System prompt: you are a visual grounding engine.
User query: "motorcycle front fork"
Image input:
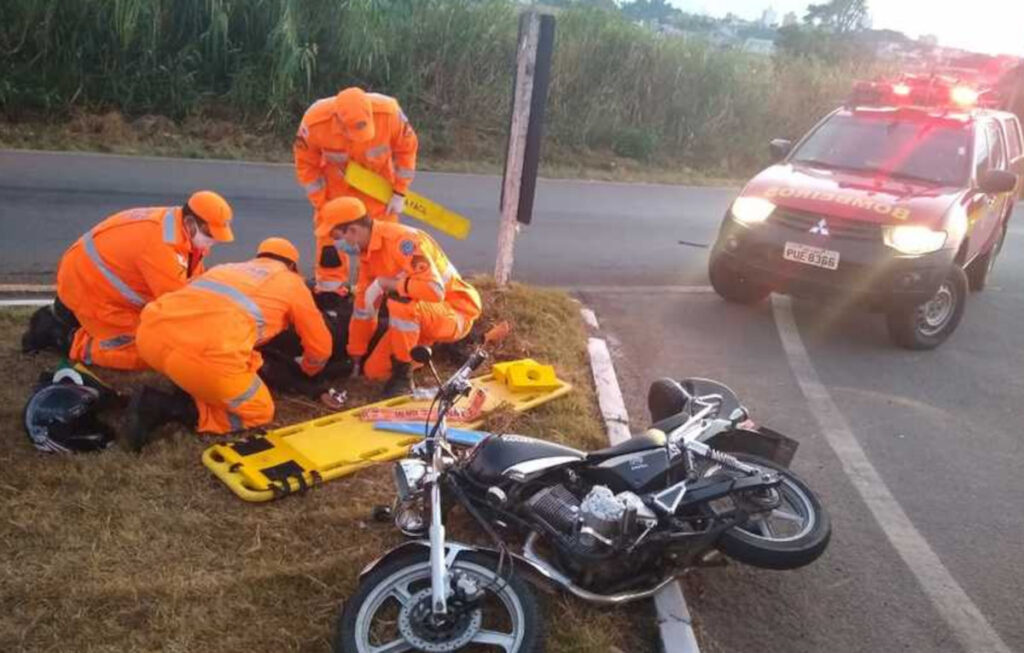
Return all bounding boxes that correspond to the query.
[429,468,449,616]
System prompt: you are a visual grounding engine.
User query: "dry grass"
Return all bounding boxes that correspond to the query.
[0,282,657,652]
[0,113,742,187]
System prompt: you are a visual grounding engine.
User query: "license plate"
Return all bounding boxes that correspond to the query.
[783,242,840,270]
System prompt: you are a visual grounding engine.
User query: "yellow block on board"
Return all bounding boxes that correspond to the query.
[344,162,472,240]
[492,359,561,392]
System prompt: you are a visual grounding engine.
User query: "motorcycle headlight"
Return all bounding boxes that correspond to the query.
[393,459,428,500]
[730,197,776,225]
[883,225,947,255]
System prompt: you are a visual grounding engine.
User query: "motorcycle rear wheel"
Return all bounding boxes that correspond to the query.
[335,549,543,652]
[705,455,831,570]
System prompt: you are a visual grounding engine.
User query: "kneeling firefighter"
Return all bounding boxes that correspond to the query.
[317,197,482,398]
[22,191,235,370]
[130,237,332,451]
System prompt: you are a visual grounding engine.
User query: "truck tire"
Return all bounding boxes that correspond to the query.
[709,255,771,305]
[886,266,967,350]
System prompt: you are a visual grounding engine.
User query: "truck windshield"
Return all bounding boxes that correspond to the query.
[790,113,971,186]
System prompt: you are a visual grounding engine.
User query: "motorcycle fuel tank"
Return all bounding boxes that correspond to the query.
[466,434,584,485]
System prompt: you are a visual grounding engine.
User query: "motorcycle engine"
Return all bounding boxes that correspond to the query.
[527,484,657,551]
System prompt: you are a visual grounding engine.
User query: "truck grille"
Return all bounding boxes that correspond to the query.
[771,208,881,241]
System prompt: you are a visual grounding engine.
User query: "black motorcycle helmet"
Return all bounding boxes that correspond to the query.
[23,382,116,453]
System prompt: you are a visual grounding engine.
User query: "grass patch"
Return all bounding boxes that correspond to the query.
[0,282,657,651]
[0,113,742,187]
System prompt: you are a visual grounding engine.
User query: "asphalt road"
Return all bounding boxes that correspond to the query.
[2,150,1023,652]
[0,150,728,286]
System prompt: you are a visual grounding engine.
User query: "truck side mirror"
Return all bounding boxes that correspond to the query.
[978,169,1017,194]
[769,139,793,161]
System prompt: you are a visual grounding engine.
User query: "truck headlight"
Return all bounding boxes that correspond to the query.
[393,459,428,500]
[883,225,947,255]
[731,197,776,225]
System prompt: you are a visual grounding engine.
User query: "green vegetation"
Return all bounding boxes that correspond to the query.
[2,0,879,176]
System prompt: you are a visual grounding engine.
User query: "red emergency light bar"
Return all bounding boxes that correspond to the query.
[848,74,998,111]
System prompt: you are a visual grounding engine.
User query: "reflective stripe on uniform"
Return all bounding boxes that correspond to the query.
[441,264,459,285]
[316,280,344,292]
[162,209,177,243]
[228,376,263,409]
[428,281,445,300]
[228,412,244,432]
[353,307,376,320]
[324,151,349,164]
[99,334,135,350]
[191,279,267,341]
[396,167,415,180]
[83,336,94,365]
[82,231,147,307]
[304,177,326,195]
[366,144,388,158]
[389,316,420,333]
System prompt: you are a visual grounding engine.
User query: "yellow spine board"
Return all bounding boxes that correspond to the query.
[202,366,572,502]
[344,162,472,240]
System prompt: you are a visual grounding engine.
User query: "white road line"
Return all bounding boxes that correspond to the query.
[771,294,1011,653]
[0,283,56,292]
[572,285,714,294]
[582,310,699,653]
[0,299,52,307]
[580,308,600,330]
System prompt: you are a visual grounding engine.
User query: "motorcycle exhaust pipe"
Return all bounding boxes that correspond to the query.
[519,533,678,605]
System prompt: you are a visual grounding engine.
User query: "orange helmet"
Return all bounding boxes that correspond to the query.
[257,237,300,267]
[335,87,375,143]
[186,191,234,242]
[316,197,368,238]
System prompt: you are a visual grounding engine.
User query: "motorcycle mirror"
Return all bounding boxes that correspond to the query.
[484,321,510,345]
[411,346,433,364]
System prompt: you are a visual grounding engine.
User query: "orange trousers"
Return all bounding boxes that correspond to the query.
[136,326,274,434]
[67,306,147,371]
[364,298,475,380]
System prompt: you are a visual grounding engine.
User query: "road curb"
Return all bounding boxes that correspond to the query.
[581,307,700,653]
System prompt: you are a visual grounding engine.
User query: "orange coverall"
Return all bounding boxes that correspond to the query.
[136,258,332,434]
[56,206,205,370]
[293,93,419,296]
[348,222,482,380]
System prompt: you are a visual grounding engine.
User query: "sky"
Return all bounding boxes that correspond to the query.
[669,0,1024,57]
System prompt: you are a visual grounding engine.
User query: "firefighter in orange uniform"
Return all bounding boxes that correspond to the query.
[293,86,419,301]
[24,191,235,370]
[130,238,332,451]
[315,197,481,398]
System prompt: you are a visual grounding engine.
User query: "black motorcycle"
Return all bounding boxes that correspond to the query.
[335,345,831,652]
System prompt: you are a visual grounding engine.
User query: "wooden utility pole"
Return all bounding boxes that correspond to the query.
[495,12,541,287]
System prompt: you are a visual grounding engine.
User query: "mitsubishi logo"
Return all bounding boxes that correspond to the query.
[809,219,830,236]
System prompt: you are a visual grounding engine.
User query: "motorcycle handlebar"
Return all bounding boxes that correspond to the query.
[438,349,488,401]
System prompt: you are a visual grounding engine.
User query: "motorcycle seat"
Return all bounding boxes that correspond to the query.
[585,429,667,463]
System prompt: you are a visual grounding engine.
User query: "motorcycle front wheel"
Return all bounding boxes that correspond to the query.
[335,549,543,652]
[704,455,831,570]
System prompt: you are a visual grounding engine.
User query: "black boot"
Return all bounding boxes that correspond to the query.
[127,386,198,452]
[21,304,76,354]
[381,358,414,399]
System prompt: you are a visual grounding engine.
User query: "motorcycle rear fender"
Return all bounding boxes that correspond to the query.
[703,427,798,468]
[357,539,559,594]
